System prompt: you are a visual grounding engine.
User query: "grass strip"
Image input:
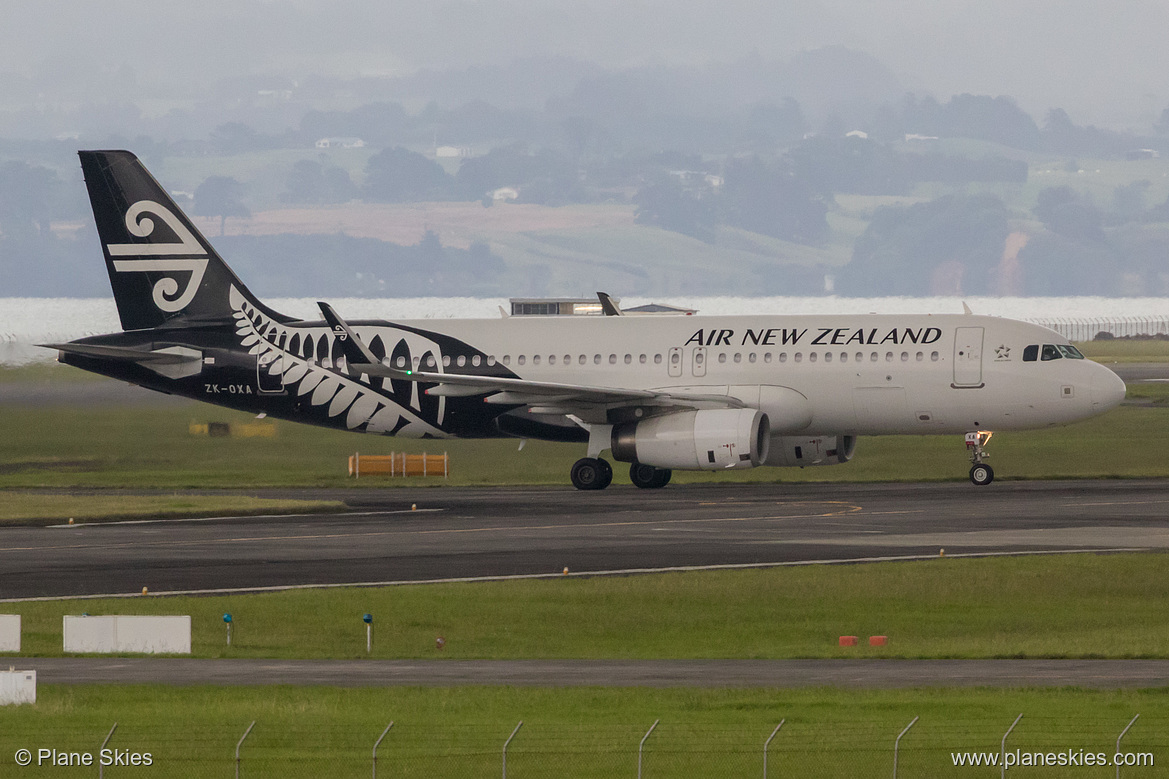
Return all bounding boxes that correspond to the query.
[6,553,1169,660]
[0,403,1166,489]
[1076,338,1169,363]
[0,494,345,525]
[0,685,1166,777]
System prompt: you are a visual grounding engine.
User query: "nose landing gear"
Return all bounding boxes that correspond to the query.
[965,431,994,486]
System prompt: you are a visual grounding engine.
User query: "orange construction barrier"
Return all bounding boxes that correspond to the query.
[348,452,449,478]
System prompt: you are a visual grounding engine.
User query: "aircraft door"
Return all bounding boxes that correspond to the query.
[691,346,707,377]
[257,352,285,394]
[667,346,683,378]
[952,327,984,387]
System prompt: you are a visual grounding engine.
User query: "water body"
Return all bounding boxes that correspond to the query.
[3,296,1167,365]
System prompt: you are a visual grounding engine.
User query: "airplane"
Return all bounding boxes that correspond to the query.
[45,150,1127,490]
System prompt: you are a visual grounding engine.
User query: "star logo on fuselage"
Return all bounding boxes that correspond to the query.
[995,344,1011,360]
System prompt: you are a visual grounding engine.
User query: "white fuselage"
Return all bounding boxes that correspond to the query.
[360,312,1125,437]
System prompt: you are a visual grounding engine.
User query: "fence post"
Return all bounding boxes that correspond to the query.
[1000,713,1022,779]
[638,719,659,779]
[1116,714,1139,779]
[893,716,918,779]
[502,721,522,779]
[372,722,393,779]
[763,720,784,778]
[236,721,255,779]
[98,722,117,779]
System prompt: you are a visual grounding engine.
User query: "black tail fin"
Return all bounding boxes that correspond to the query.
[78,150,288,331]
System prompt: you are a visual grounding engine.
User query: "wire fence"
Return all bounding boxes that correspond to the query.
[1029,317,1169,341]
[4,715,1163,777]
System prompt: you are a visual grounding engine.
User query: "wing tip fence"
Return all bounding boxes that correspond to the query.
[1029,317,1169,342]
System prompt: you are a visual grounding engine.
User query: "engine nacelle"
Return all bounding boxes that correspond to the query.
[764,435,857,467]
[611,409,770,471]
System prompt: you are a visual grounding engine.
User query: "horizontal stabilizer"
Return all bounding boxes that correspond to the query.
[41,342,199,365]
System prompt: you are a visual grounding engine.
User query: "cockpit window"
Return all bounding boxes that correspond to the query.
[1041,344,1061,361]
[1023,345,1038,362]
[1056,344,1085,359]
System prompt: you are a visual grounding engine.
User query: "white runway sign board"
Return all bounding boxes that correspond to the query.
[0,615,19,652]
[63,615,191,654]
[0,670,35,705]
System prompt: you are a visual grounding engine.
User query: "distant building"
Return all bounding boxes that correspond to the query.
[436,145,470,158]
[1126,149,1160,161]
[510,298,605,316]
[490,187,519,201]
[315,137,366,149]
[904,133,939,142]
[623,303,697,316]
[509,298,696,316]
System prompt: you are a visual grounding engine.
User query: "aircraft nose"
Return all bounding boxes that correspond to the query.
[1091,365,1127,411]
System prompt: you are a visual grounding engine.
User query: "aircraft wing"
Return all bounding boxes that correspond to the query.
[317,302,742,411]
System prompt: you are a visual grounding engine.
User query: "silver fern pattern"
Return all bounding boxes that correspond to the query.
[229,286,447,437]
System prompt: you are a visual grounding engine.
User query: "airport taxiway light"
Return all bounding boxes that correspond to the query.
[68,518,74,525]
[562,567,569,576]
[141,587,148,595]
[411,503,417,511]
[223,613,232,623]
[363,613,373,624]
[436,636,446,650]
[939,548,945,557]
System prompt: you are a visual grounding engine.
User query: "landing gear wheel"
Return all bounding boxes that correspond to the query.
[571,457,612,490]
[969,463,994,486]
[596,458,613,489]
[629,463,672,489]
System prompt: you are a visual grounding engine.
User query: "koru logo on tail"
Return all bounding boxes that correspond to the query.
[106,200,209,313]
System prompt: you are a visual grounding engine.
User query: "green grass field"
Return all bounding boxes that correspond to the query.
[1,400,1163,491]
[7,553,1169,661]
[1077,339,1169,363]
[0,494,344,524]
[1,685,1166,778]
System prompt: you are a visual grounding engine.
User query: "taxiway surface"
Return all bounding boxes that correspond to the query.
[3,480,1168,600]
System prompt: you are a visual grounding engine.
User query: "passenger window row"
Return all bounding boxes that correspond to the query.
[387,351,943,369]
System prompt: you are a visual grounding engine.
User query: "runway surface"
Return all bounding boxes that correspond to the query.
[18,657,1169,689]
[3,479,1169,600]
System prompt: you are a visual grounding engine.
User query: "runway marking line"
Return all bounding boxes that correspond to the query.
[0,502,865,555]
[1070,500,1169,508]
[47,508,443,528]
[0,547,1146,603]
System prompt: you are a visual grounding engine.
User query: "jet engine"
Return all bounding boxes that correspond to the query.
[611,408,770,470]
[764,435,857,467]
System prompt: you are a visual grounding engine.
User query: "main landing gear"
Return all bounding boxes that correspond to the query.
[629,462,672,489]
[569,458,673,490]
[964,431,994,486]
[570,457,613,490]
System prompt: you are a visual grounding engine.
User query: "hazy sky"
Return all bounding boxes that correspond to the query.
[2,0,1167,127]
